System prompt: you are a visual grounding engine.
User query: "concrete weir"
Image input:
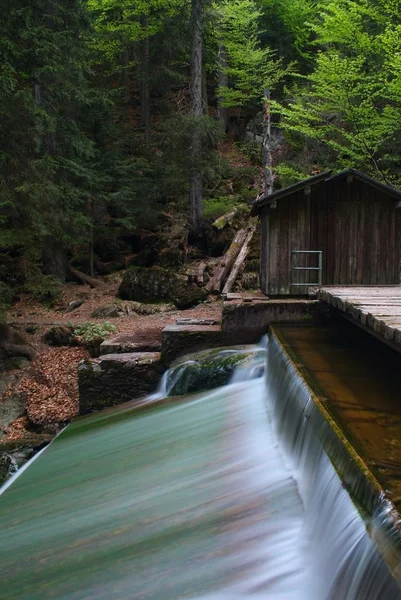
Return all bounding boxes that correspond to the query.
[269,324,401,589]
[78,299,322,413]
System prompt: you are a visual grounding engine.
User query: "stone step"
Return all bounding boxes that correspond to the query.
[175,318,220,326]
[79,351,163,414]
[223,292,270,302]
[100,333,161,356]
[161,325,231,363]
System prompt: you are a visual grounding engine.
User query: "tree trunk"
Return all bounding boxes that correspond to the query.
[217,44,229,133]
[139,16,151,143]
[69,268,101,288]
[189,0,204,234]
[222,225,256,294]
[206,228,248,293]
[42,238,69,281]
[262,89,274,195]
[89,197,95,278]
[122,47,130,106]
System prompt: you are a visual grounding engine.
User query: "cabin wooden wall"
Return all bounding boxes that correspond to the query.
[260,178,401,296]
[260,190,311,295]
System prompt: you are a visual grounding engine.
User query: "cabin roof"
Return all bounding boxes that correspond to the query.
[251,168,401,215]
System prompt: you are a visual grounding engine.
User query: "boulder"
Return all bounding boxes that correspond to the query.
[165,347,265,396]
[44,324,77,346]
[91,303,126,319]
[119,267,208,309]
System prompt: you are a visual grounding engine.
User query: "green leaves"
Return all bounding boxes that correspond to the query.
[276,0,401,186]
[214,0,284,110]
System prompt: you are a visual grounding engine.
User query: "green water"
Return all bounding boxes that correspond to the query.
[0,380,305,600]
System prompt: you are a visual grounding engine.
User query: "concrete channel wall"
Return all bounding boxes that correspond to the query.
[269,326,401,592]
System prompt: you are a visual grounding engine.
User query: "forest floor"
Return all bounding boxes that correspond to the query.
[2,274,222,445]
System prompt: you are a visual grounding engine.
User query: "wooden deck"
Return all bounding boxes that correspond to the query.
[318,286,401,352]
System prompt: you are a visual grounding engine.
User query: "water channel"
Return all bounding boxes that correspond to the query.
[1,323,401,599]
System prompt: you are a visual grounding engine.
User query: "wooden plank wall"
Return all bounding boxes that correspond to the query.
[260,177,401,296]
[265,191,311,295]
[320,180,400,286]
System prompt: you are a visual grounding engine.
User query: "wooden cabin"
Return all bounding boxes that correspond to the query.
[251,169,401,296]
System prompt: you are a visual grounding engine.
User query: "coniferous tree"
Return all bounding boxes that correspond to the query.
[0,0,100,280]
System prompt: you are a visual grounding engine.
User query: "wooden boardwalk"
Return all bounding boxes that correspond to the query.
[318,286,401,352]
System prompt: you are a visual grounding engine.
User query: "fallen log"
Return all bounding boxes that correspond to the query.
[195,261,207,285]
[212,209,237,230]
[222,224,256,295]
[69,268,101,289]
[206,228,248,293]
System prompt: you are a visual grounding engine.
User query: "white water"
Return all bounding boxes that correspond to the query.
[265,334,401,600]
[1,336,400,599]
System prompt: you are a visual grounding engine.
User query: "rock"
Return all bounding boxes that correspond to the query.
[166,347,264,396]
[126,302,173,315]
[0,451,15,485]
[66,300,84,313]
[8,357,30,370]
[161,325,232,363]
[24,324,39,334]
[176,319,220,326]
[100,333,161,355]
[0,325,36,372]
[91,303,125,319]
[0,392,26,435]
[78,352,164,413]
[119,267,208,309]
[91,301,174,319]
[44,324,77,346]
[171,281,208,310]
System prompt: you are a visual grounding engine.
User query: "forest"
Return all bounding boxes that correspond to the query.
[1,0,401,313]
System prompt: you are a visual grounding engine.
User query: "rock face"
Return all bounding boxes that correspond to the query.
[78,352,164,414]
[118,267,208,309]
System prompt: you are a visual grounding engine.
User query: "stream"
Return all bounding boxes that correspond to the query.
[0,334,400,599]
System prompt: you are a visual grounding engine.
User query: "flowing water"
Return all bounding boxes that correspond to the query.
[0,333,400,599]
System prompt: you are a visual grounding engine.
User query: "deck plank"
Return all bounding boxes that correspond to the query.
[318,286,401,352]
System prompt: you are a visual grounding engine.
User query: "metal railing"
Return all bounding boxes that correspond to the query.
[291,250,323,288]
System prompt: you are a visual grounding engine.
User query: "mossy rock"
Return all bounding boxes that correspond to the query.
[166,347,265,396]
[119,266,207,309]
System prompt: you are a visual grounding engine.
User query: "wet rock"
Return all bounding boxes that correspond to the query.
[166,347,264,396]
[0,451,14,484]
[119,267,208,309]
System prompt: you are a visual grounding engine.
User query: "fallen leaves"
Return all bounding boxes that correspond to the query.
[5,347,89,431]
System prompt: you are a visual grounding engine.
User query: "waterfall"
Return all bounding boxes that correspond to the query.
[1,334,400,599]
[265,332,401,600]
